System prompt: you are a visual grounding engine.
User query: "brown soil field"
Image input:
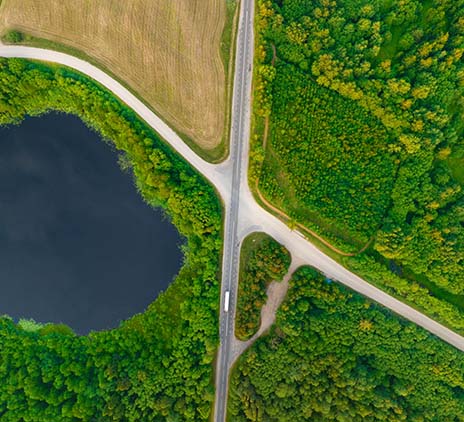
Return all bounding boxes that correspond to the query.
[0,0,228,152]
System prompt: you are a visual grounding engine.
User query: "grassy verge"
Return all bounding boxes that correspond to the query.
[235,232,290,341]
[217,0,239,162]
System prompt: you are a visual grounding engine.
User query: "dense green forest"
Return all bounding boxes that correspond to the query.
[251,0,464,317]
[229,267,464,421]
[235,233,290,340]
[0,58,222,421]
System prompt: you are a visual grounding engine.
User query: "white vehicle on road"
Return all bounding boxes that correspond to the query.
[224,291,230,313]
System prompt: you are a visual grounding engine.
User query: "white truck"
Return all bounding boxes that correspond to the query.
[224,291,230,313]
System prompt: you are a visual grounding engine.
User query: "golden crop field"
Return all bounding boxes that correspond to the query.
[0,0,228,153]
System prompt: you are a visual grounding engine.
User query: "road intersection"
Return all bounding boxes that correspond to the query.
[1,4,464,420]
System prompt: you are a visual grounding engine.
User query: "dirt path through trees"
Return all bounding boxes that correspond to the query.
[231,259,302,364]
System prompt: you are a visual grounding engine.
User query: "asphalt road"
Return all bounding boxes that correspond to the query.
[1,7,464,420]
[213,1,254,421]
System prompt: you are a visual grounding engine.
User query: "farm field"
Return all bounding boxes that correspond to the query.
[251,0,464,328]
[0,0,234,160]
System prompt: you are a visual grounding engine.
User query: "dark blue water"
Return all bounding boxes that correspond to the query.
[0,113,183,334]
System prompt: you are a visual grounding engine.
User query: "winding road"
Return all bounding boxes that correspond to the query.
[1,2,464,420]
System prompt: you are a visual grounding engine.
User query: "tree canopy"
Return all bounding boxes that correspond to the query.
[251,0,464,326]
[229,267,464,421]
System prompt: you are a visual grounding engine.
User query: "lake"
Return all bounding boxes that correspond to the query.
[0,113,183,335]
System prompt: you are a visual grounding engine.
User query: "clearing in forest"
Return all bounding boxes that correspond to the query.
[0,0,230,155]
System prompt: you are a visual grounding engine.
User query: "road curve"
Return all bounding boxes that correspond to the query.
[1,10,464,421]
[0,44,232,203]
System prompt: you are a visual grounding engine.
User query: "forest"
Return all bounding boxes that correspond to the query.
[251,0,464,320]
[229,267,464,421]
[235,233,290,340]
[0,58,223,421]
